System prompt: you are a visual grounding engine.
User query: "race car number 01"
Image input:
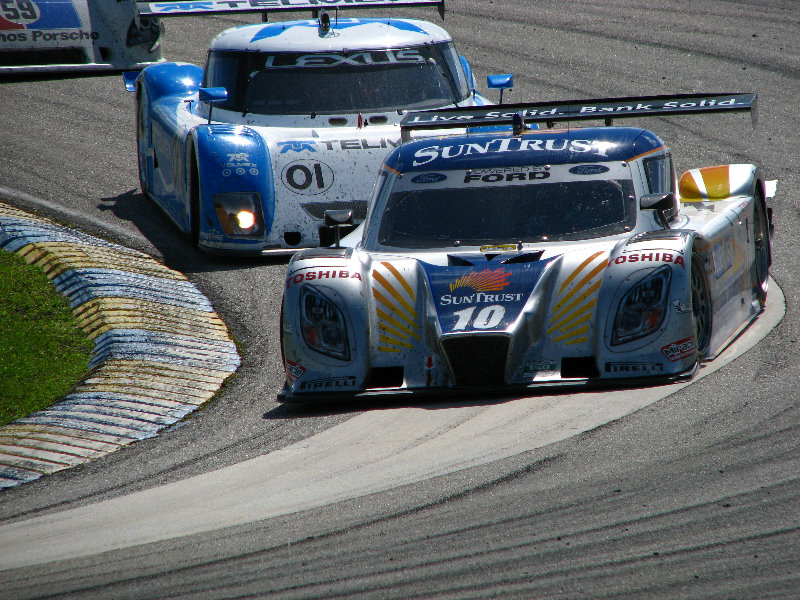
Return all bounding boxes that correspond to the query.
[452,305,506,330]
[1,0,39,23]
[282,160,334,195]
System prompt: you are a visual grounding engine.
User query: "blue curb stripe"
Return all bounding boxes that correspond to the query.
[54,269,214,312]
[55,397,196,420]
[0,467,42,484]
[63,391,200,411]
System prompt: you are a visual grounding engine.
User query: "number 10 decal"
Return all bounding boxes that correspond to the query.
[452,305,506,330]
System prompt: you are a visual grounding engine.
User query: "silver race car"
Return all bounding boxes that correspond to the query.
[279,93,774,400]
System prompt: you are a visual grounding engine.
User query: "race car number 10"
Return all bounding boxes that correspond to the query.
[452,305,506,330]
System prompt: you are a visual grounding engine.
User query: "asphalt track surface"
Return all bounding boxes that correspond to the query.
[0,1,798,597]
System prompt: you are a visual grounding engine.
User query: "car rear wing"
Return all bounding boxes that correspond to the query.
[400,92,757,141]
[136,0,445,19]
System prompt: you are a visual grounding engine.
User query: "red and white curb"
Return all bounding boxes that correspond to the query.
[0,202,240,488]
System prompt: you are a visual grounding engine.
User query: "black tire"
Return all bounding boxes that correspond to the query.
[751,191,770,309]
[189,150,201,249]
[691,250,712,358]
[135,88,149,195]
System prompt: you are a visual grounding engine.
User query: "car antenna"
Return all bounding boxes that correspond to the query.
[512,112,528,136]
[319,10,331,32]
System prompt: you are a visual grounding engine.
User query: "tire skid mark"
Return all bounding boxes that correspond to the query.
[0,202,240,488]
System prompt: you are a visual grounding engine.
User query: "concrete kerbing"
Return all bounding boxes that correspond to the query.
[0,202,241,489]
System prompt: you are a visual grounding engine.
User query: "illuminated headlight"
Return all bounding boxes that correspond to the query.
[300,286,350,361]
[612,266,671,345]
[213,192,265,238]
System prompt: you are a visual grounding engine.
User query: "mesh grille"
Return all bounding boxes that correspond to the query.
[440,335,510,387]
[301,201,367,221]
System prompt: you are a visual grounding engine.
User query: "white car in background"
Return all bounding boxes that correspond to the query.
[123,0,513,254]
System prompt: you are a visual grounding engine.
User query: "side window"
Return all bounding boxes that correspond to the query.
[643,153,676,195]
[643,152,678,221]
[438,42,471,101]
[203,53,241,110]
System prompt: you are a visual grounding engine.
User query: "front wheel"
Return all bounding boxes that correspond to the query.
[189,151,201,249]
[691,251,712,358]
[135,89,150,196]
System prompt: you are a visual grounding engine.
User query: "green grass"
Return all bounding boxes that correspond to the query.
[0,250,93,426]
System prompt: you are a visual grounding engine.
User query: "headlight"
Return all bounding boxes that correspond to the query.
[300,286,350,361]
[213,192,265,238]
[612,266,671,345]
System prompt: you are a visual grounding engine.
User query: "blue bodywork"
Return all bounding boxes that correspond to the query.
[126,17,509,255]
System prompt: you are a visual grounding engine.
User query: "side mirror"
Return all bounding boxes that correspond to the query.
[198,87,228,124]
[487,73,514,104]
[324,209,354,248]
[640,192,675,211]
[640,192,676,229]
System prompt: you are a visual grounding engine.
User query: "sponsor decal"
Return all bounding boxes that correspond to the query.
[440,292,522,306]
[450,267,511,293]
[279,138,400,153]
[222,152,259,177]
[287,269,362,286]
[612,252,684,267]
[299,376,357,391]
[411,172,447,184]
[605,362,664,374]
[263,49,424,69]
[570,164,610,175]
[372,262,421,352]
[0,0,101,44]
[278,140,317,153]
[285,359,306,383]
[403,95,752,129]
[524,360,557,373]
[464,167,550,183]
[661,336,696,362]
[281,160,334,194]
[441,268,516,307]
[413,138,615,167]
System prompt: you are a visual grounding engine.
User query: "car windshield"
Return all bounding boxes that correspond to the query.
[204,42,469,115]
[374,178,637,248]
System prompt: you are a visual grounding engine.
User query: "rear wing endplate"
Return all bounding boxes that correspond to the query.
[401,92,757,141]
[136,0,445,19]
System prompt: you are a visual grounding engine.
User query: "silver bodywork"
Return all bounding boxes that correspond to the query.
[279,124,774,400]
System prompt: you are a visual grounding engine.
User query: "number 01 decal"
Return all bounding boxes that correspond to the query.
[281,160,334,195]
[452,305,506,330]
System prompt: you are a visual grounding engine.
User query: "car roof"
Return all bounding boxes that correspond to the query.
[209,17,451,53]
[385,127,666,172]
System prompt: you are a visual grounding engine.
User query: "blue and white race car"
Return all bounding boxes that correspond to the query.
[0,0,163,73]
[278,93,775,400]
[123,0,511,255]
